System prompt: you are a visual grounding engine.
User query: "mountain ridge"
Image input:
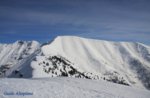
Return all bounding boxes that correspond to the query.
[36,36,150,90]
[0,36,150,90]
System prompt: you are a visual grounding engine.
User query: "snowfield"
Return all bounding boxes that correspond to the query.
[0,40,40,78]
[0,77,150,98]
[0,40,40,66]
[33,36,150,89]
[1,36,150,98]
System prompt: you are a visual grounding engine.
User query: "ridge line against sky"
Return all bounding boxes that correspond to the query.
[0,0,150,45]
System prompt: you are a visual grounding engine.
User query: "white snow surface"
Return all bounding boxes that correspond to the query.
[0,77,150,98]
[0,41,40,77]
[42,36,150,74]
[36,36,150,89]
[1,36,150,90]
[0,40,40,66]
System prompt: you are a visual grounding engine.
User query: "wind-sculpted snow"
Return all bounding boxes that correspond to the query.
[0,78,150,98]
[1,36,150,90]
[40,36,150,89]
[0,41,40,77]
[129,58,150,90]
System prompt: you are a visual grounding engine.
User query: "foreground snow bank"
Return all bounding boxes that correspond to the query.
[0,77,149,98]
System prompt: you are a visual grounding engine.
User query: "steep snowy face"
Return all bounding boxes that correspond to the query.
[0,41,40,77]
[2,36,150,90]
[36,36,150,89]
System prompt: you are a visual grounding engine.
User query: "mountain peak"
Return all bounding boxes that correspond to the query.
[1,35,150,90]
[40,35,150,89]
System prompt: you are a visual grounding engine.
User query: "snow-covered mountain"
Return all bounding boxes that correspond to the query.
[0,41,40,77]
[32,36,150,89]
[1,36,150,90]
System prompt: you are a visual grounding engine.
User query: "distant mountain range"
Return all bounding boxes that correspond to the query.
[0,36,150,90]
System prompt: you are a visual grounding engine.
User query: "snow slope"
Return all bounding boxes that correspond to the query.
[1,36,150,90]
[42,36,150,74]
[0,41,40,77]
[0,77,150,98]
[32,36,150,89]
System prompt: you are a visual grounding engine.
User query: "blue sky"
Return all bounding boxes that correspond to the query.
[0,0,150,44]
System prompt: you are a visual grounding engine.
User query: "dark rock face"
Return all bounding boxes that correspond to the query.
[0,64,11,77]
[12,70,23,78]
[38,55,99,79]
[129,58,150,90]
[37,55,129,86]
